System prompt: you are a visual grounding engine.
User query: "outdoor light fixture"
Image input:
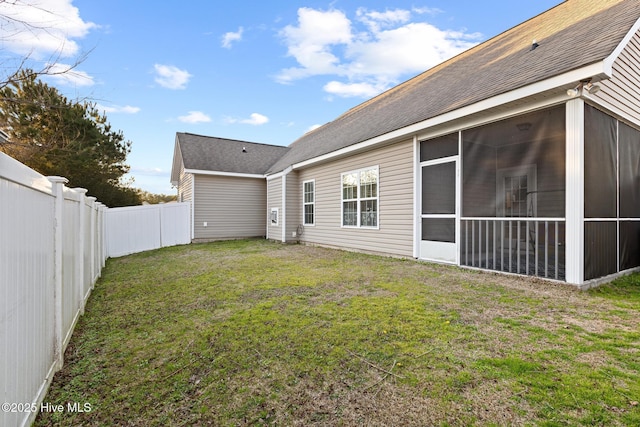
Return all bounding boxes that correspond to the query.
[567,79,601,97]
[566,84,581,97]
[584,82,601,94]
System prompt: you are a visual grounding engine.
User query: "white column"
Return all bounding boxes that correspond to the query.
[87,196,97,286]
[73,188,88,314]
[47,176,68,370]
[565,98,585,285]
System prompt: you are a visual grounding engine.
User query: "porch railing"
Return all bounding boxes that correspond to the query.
[460,218,566,281]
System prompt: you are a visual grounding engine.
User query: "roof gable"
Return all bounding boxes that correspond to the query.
[175,133,289,176]
[267,0,640,173]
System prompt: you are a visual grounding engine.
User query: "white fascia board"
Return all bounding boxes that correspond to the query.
[603,16,640,76]
[170,138,182,184]
[266,166,293,181]
[184,169,265,179]
[290,62,609,172]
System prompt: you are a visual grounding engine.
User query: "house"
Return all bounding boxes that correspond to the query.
[171,0,640,288]
[170,133,289,241]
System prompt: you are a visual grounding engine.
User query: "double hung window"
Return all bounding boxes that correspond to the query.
[341,166,378,228]
[303,180,315,225]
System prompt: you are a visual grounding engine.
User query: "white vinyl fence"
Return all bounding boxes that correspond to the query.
[106,202,190,258]
[0,152,106,427]
[0,152,190,427]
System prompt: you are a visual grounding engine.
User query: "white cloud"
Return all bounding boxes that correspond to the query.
[323,80,386,98]
[130,167,168,177]
[43,63,95,86]
[277,7,481,98]
[276,8,352,83]
[224,113,269,126]
[0,0,96,59]
[356,8,411,33]
[221,27,243,48]
[96,103,141,114]
[306,124,322,133]
[178,111,211,123]
[154,64,192,89]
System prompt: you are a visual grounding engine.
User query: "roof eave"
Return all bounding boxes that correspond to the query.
[603,15,640,76]
[286,61,610,172]
[170,135,183,185]
[184,168,266,179]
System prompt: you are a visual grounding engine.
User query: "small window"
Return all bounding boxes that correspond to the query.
[270,208,279,226]
[341,166,378,228]
[303,180,315,225]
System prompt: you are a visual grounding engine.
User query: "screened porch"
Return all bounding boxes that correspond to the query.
[459,105,567,280]
[420,105,567,280]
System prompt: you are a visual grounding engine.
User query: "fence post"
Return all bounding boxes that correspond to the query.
[74,188,88,314]
[48,176,68,371]
[87,196,97,287]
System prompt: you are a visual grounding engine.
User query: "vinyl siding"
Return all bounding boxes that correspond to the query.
[267,177,282,241]
[594,29,640,123]
[178,164,192,203]
[193,174,266,240]
[296,139,414,257]
[285,172,300,241]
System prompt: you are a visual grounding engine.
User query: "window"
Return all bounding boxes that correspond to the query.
[303,180,315,225]
[341,166,378,228]
[270,208,278,226]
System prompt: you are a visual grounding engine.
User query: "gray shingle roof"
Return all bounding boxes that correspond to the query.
[176,133,289,175]
[266,0,640,174]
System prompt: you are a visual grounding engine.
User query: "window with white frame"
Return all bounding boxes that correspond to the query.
[270,207,279,226]
[303,180,315,225]
[341,166,378,228]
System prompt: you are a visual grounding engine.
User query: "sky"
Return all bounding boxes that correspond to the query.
[0,0,563,195]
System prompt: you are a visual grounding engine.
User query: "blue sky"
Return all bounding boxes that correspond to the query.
[0,0,561,194]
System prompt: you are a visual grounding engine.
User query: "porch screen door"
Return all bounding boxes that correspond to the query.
[420,158,458,263]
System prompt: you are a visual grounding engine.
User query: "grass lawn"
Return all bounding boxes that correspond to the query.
[35,240,640,426]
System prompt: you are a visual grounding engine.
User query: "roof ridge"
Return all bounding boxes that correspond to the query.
[178,132,289,149]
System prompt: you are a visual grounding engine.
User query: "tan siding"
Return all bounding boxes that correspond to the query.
[594,30,640,122]
[285,172,300,241]
[297,139,414,257]
[178,165,192,202]
[267,177,282,240]
[193,175,266,240]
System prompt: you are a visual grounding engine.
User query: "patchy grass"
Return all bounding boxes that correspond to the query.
[35,240,640,426]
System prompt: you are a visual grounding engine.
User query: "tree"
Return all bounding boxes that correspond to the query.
[138,191,177,205]
[0,0,93,90]
[0,70,141,207]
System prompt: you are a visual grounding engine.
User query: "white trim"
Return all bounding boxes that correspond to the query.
[462,217,565,222]
[340,165,380,229]
[418,157,459,263]
[603,16,640,76]
[565,98,585,285]
[281,172,287,242]
[270,207,279,227]
[302,179,316,226]
[456,131,462,266]
[289,64,608,172]
[413,136,420,258]
[190,174,195,240]
[184,168,265,179]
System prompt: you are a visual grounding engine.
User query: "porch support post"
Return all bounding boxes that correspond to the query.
[565,98,585,285]
[413,135,420,258]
